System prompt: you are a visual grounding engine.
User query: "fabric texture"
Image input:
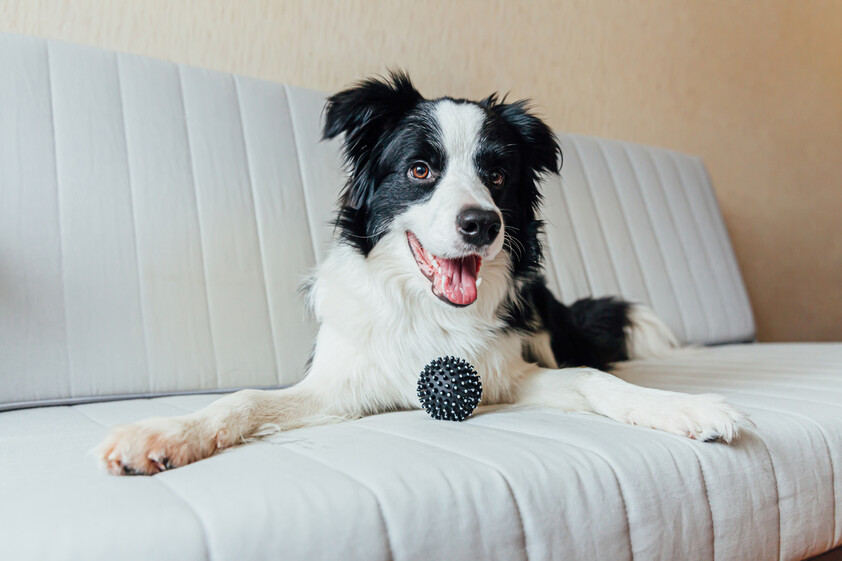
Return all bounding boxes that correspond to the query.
[0,32,753,409]
[0,343,839,561]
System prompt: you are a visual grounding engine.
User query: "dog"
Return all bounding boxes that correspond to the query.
[98,72,745,475]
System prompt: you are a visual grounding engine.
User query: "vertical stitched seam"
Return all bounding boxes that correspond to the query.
[540,229,566,300]
[44,41,74,399]
[621,144,691,341]
[469,422,636,560]
[668,152,735,333]
[542,175,570,302]
[597,141,655,306]
[233,76,282,386]
[282,85,322,265]
[693,161,746,297]
[749,400,836,552]
[645,149,713,340]
[355,424,531,561]
[555,143,594,296]
[153,477,214,561]
[786,418,836,550]
[115,53,153,393]
[566,449,634,560]
[567,137,623,294]
[758,434,783,561]
[281,446,395,561]
[691,160,756,338]
[537,174,566,301]
[177,65,221,389]
[683,446,716,561]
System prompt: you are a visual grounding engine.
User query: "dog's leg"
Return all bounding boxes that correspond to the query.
[97,386,342,475]
[515,366,746,442]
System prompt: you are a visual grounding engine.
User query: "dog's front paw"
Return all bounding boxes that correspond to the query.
[624,393,747,443]
[96,417,214,475]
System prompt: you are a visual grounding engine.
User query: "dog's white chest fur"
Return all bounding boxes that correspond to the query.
[304,235,529,414]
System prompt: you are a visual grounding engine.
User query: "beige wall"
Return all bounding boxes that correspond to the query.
[3,0,841,342]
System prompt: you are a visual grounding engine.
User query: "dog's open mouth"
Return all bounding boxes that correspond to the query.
[406,232,481,307]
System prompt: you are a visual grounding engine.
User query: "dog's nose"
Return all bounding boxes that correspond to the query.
[457,208,502,247]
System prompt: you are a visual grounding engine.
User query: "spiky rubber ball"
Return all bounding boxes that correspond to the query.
[417,356,482,421]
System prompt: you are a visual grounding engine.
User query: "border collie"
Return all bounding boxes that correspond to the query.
[98,73,745,475]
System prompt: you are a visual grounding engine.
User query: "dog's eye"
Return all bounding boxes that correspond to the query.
[409,163,430,180]
[488,170,505,186]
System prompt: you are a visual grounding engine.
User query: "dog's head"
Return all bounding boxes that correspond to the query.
[323,72,560,307]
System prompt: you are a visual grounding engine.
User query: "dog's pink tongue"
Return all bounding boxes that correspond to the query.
[436,256,480,306]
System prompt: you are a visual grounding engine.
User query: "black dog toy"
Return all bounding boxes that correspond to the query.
[417,356,482,421]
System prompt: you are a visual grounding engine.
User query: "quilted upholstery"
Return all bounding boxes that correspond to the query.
[0,32,753,409]
[1,343,840,561]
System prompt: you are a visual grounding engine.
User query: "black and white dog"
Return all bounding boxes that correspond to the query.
[99,73,744,475]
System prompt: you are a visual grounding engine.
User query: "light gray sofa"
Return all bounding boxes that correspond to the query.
[1,32,840,561]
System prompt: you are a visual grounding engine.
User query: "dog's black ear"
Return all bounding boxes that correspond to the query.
[486,97,562,178]
[323,71,423,209]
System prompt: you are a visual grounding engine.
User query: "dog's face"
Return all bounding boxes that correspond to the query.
[323,72,560,307]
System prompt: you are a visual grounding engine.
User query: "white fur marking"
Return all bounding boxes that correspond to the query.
[399,101,504,260]
[625,304,680,360]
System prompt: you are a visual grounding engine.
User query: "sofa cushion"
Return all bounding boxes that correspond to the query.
[1,343,838,561]
[1,32,754,409]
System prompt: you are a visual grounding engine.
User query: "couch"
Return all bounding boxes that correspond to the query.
[1,32,840,561]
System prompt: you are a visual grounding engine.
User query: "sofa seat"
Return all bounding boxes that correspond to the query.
[1,342,839,561]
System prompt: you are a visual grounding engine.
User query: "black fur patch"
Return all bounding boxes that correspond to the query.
[323,72,435,254]
[526,282,632,371]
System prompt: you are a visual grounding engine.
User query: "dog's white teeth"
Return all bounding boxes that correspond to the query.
[476,277,483,288]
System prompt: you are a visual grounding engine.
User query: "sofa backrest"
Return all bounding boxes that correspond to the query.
[544,134,755,346]
[0,33,754,410]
